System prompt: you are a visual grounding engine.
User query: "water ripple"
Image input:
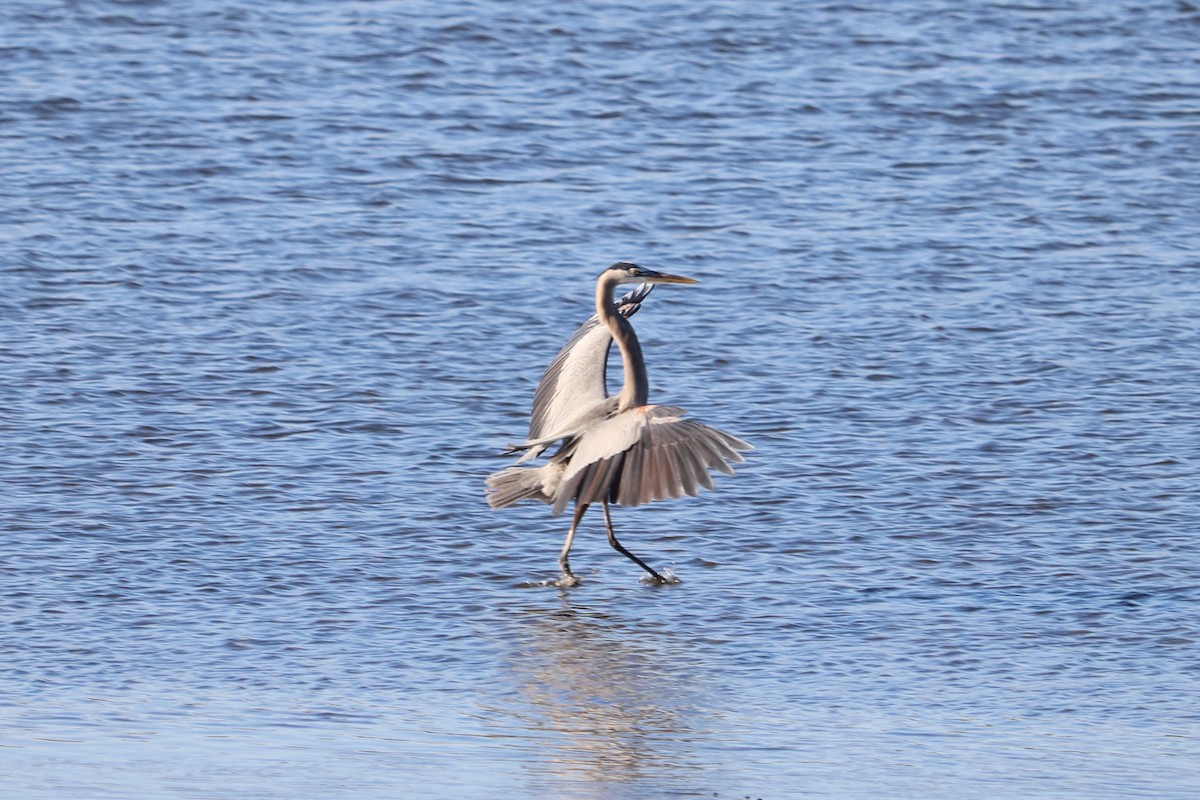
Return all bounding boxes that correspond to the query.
[3,0,1200,798]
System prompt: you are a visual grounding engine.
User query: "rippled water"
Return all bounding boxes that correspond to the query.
[3,1,1199,798]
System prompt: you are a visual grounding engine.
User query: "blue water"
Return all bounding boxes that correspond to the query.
[3,1,1199,798]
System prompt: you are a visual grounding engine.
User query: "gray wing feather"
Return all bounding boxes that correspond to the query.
[552,405,752,515]
[527,284,653,444]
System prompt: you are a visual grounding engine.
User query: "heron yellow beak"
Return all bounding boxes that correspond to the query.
[645,270,699,285]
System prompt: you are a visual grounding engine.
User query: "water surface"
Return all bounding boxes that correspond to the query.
[3,1,1199,798]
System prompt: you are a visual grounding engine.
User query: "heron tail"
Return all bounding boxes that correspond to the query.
[485,465,558,509]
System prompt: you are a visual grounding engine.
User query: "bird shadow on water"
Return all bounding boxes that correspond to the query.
[473,595,720,795]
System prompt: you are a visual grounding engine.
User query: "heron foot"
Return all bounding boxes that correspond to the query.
[554,572,581,588]
[639,567,681,586]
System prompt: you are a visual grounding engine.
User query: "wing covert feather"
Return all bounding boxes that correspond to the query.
[552,405,752,514]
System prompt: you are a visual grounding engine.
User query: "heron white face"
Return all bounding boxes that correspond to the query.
[607,262,699,285]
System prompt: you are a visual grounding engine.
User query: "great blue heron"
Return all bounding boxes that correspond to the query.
[486,262,751,586]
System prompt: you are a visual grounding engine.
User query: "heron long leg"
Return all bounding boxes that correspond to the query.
[557,502,589,586]
[602,501,667,584]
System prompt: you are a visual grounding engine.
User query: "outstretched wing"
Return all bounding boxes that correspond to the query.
[526,283,653,444]
[551,405,752,515]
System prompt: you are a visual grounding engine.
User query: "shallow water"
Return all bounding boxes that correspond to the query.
[3,1,1199,798]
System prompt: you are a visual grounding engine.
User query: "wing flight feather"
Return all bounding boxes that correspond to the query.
[527,284,653,445]
[551,405,752,515]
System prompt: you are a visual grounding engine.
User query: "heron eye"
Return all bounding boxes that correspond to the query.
[629,268,640,276]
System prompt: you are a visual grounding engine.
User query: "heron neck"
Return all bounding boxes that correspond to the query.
[596,275,649,411]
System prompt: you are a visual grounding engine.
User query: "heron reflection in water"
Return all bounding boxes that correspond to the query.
[489,602,711,788]
[486,262,751,585]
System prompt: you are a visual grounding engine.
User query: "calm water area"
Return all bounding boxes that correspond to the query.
[3,1,1199,798]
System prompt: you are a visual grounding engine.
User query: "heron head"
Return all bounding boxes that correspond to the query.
[604,261,699,285]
